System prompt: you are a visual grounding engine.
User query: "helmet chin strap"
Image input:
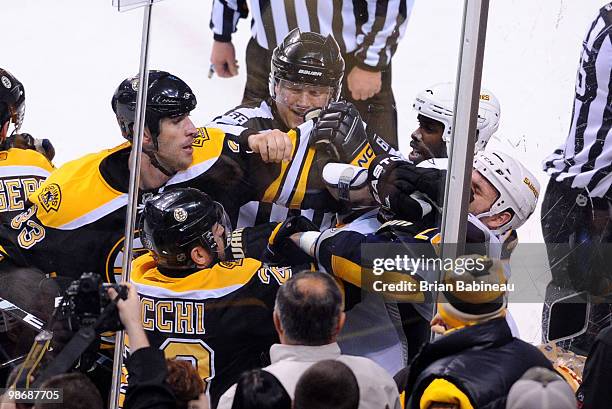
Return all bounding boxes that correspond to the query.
[143,147,177,177]
[139,130,178,177]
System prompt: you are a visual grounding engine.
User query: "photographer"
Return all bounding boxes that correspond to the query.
[108,284,176,409]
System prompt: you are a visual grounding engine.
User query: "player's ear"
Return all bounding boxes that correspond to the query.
[190,245,212,267]
[490,211,512,230]
[142,127,154,146]
[272,309,284,337]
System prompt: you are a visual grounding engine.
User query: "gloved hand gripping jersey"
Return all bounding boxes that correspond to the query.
[368,154,446,221]
[263,216,320,265]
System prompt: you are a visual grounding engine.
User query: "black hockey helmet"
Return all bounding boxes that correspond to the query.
[141,188,232,270]
[269,29,345,102]
[111,70,196,146]
[0,68,26,138]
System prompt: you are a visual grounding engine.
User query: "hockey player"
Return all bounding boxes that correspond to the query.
[279,150,540,362]
[129,188,304,408]
[212,29,372,230]
[0,70,256,283]
[409,82,501,165]
[0,68,55,221]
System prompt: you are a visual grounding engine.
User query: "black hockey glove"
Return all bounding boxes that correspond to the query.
[6,133,55,161]
[309,101,369,164]
[262,216,319,265]
[369,154,446,221]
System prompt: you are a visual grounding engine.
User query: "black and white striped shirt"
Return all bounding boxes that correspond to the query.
[544,3,612,198]
[209,0,413,70]
[210,100,337,230]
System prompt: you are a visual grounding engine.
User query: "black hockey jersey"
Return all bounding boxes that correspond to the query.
[129,255,293,408]
[0,148,54,222]
[212,99,377,229]
[0,128,254,282]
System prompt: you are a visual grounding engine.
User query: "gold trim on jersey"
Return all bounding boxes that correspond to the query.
[26,129,229,229]
[331,254,363,287]
[349,142,375,168]
[29,143,131,229]
[262,130,299,203]
[288,146,316,208]
[331,255,424,302]
[131,254,264,296]
[0,148,54,173]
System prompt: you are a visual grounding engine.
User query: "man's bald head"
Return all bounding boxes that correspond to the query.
[274,271,344,346]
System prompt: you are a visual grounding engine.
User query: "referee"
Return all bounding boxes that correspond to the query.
[541,3,612,354]
[208,0,414,149]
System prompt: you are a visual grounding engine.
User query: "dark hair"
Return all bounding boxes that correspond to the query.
[165,359,204,409]
[231,369,290,409]
[35,373,103,409]
[294,360,359,409]
[275,271,343,345]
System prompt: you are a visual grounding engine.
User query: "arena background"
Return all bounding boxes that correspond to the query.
[3,0,604,343]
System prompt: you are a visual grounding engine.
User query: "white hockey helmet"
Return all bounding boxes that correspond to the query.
[472,150,540,235]
[413,82,501,153]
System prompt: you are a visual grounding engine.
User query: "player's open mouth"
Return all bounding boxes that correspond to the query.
[183,145,193,154]
[409,140,426,162]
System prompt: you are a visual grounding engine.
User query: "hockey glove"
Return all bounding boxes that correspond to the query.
[369,154,446,221]
[6,133,55,161]
[263,216,319,265]
[309,101,369,164]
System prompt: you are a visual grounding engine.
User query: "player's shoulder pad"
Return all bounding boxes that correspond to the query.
[29,143,131,229]
[204,258,264,288]
[0,148,55,173]
[164,127,232,187]
[135,257,264,294]
[191,126,230,160]
[131,252,157,282]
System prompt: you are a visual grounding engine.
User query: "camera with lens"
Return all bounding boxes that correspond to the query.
[12,273,128,389]
[58,272,128,333]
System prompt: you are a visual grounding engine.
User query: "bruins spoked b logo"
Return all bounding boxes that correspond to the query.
[38,183,62,212]
[174,207,188,222]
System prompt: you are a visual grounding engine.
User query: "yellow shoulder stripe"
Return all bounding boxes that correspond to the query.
[131,254,264,292]
[419,378,474,409]
[288,146,316,208]
[30,143,130,229]
[331,255,362,288]
[0,148,54,172]
[262,129,298,203]
[330,255,424,302]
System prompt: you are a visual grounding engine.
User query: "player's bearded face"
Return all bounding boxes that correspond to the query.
[275,80,331,128]
[468,170,499,217]
[155,115,197,172]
